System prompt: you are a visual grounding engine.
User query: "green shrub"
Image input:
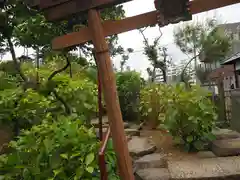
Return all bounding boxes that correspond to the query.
[0,116,119,180]
[0,88,51,130]
[0,61,98,129]
[116,71,142,121]
[140,83,217,151]
[50,74,98,122]
[139,83,171,125]
[162,84,217,151]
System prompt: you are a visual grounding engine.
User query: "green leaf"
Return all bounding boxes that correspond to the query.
[60,154,68,160]
[148,108,152,113]
[84,103,92,109]
[173,137,182,144]
[85,153,95,166]
[71,152,81,159]
[53,168,62,177]
[206,133,216,141]
[86,166,94,173]
[75,166,84,179]
[186,136,193,143]
[193,141,204,150]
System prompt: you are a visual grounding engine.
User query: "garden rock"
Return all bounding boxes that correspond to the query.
[212,128,240,140]
[168,156,240,179]
[212,138,240,157]
[128,136,157,157]
[135,168,170,180]
[125,129,140,136]
[129,123,141,130]
[196,151,216,158]
[123,122,130,128]
[134,153,167,170]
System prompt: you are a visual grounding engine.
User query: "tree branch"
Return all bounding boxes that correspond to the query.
[6,36,27,82]
[181,52,201,82]
[48,54,70,81]
[139,29,149,46]
[52,89,71,115]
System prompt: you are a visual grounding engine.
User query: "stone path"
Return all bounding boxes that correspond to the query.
[135,168,170,180]
[211,128,240,157]
[212,128,240,140]
[212,138,240,157]
[92,116,141,138]
[128,136,157,157]
[134,153,166,170]
[92,118,240,180]
[168,156,240,180]
[131,128,240,180]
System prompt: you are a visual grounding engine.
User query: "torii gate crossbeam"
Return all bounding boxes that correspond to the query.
[52,0,240,50]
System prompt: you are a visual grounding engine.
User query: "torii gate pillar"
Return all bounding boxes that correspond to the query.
[88,9,134,180]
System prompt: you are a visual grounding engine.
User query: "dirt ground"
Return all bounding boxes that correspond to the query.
[140,130,202,161]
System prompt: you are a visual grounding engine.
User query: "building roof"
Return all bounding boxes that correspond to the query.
[222,52,240,65]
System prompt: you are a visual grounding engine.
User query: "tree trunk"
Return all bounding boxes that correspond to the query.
[151,66,156,82]
[7,36,27,82]
[217,78,227,125]
[36,47,40,83]
[162,69,167,83]
[69,62,73,78]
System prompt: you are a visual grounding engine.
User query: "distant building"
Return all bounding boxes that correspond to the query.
[166,60,196,84]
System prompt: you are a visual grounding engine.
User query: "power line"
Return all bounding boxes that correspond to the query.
[119,43,177,54]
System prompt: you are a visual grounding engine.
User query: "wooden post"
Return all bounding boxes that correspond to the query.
[88,9,134,180]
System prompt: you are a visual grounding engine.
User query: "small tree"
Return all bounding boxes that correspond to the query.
[120,48,134,72]
[174,19,232,83]
[139,28,170,83]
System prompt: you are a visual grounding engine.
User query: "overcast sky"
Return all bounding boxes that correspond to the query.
[112,0,240,78]
[2,0,240,78]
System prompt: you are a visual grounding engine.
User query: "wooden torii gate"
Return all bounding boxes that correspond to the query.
[26,0,240,179]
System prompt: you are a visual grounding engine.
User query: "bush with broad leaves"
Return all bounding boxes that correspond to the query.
[162,84,217,151]
[140,83,217,151]
[0,116,119,180]
[116,71,142,122]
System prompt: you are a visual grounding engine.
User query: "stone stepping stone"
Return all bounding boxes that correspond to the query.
[168,156,240,180]
[212,138,240,157]
[135,168,170,180]
[128,136,157,157]
[212,128,240,140]
[196,151,216,158]
[125,129,140,136]
[95,128,139,138]
[92,121,130,129]
[123,122,130,129]
[134,153,167,170]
